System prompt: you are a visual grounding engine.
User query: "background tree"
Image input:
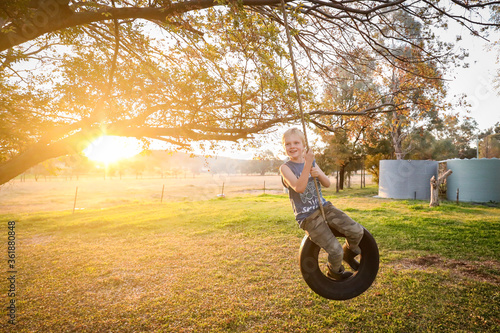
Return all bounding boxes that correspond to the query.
[439,117,479,159]
[478,122,500,158]
[312,53,381,189]
[364,139,392,184]
[317,130,366,190]
[376,10,450,160]
[312,9,458,178]
[404,129,457,160]
[29,159,59,181]
[250,150,282,175]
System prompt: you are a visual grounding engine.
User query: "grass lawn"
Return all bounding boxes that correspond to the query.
[1,186,499,332]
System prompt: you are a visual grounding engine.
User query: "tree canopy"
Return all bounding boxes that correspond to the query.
[1,0,499,185]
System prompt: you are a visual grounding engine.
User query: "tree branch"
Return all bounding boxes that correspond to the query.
[308,103,397,116]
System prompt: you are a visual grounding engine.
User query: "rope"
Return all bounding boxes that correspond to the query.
[280,0,326,222]
[280,0,308,148]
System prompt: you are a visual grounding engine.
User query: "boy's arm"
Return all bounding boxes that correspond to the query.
[311,164,331,188]
[280,161,313,193]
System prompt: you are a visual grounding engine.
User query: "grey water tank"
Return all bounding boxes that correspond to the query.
[378,160,438,200]
[445,158,500,203]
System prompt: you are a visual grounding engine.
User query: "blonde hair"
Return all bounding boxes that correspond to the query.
[282,128,306,147]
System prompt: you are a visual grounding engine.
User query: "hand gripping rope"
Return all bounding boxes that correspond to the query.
[280,0,379,300]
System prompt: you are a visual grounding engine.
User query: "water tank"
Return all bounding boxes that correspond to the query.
[378,160,438,200]
[445,158,500,203]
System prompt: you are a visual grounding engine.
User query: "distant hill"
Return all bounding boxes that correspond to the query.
[24,150,284,179]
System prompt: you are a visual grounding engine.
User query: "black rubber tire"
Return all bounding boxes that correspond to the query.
[299,227,379,300]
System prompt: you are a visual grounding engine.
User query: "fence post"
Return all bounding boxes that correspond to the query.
[336,167,339,193]
[360,168,363,189]
[72,186,78,213]
[161,184,165,203]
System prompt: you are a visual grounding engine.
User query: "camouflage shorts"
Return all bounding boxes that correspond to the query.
[300,202,364,269]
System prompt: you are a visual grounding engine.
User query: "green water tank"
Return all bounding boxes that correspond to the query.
[445,158,500,203]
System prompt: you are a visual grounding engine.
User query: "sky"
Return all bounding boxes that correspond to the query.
[444,26,500,132]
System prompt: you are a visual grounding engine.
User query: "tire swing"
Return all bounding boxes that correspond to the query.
[280,0,380,300]
[299,227,379,300]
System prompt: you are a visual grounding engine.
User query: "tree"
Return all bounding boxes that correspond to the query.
[249,150,281,175]
[440,117,479,159]
[312,52,383,189]
[478,122,500,158]
[29,159,59,181]
[60,154,94,179]
[404,130,457,160]
[0,2,302,184]
[1,0,499,185]
[376,10,451,160]
[364,139,392,184]
[317,129,365,190]
[310,10,453,171]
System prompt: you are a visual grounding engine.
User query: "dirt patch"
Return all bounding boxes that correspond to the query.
[396,255,500,284]
[410,255,442,267]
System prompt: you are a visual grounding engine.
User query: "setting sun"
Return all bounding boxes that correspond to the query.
[84,136,143,164]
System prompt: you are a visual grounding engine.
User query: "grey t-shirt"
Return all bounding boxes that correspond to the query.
[282,160,327,223]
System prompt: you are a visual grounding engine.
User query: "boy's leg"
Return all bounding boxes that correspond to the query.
[301,212,343,271]
[323,204,364,254]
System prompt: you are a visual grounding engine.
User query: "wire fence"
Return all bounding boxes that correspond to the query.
[1,173,373,214]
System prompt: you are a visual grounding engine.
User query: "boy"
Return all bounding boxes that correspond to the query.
[280,128,364,280]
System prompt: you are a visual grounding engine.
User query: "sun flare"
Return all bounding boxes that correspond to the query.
[84,136,143,164]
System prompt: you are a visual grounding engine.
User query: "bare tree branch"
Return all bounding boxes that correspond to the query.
[309,103,399,116]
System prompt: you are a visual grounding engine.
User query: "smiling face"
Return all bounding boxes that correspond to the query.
[283,133,306,162]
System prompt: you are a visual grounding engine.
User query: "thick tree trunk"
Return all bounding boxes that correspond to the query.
[0,141,73,185]
[429,169,453,207]
[338,165,345,190]
[392,126,406,160]
[0,128,100,186]
[0,0,221,52]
